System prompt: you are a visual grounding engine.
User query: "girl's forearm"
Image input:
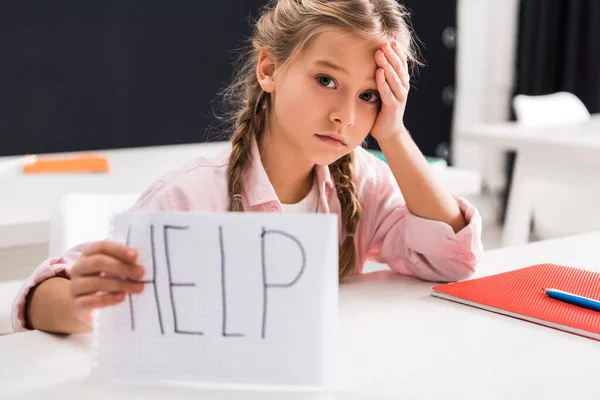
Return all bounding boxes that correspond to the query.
[27,277,90,334]
[377,130,467,233]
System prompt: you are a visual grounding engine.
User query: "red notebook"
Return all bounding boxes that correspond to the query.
[431,263,600,341]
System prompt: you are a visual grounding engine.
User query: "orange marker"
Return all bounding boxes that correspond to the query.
[22,153,109,174]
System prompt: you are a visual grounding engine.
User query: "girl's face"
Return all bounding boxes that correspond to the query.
[261,28,382,166]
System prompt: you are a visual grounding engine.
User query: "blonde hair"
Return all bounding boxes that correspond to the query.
[219,0,418,279]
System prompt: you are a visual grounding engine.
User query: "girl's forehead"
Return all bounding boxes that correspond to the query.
[293,29,381,74]
[305,29,381,59]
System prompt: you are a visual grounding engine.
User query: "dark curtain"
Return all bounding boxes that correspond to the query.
[502,0,600,220]
[515,0,600,109]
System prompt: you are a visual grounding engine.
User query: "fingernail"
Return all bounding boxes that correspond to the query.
[127,249,137,259]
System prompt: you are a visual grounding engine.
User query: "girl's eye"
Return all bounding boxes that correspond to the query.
[317,75,336,88]
[317,75,380,104]
[359,92,380,103]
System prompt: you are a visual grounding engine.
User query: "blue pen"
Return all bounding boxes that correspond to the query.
[544,288,600,312]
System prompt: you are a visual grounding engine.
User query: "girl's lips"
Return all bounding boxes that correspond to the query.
[315,132,348,147]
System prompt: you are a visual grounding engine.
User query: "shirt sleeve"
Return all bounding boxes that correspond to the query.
[11,181,173,333]
[364,159,483,282]
[11,244,86,333]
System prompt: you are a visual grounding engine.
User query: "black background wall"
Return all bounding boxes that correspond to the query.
[0,1,266,156]
[1,1,456,159]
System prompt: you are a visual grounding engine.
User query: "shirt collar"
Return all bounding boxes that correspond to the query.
[243,135,336,207]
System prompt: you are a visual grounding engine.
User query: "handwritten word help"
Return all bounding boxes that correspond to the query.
[126,224,309,339]
[93,212,338,388]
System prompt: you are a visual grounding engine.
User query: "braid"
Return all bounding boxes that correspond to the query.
[329,151,362,278]
[227,79,268,212]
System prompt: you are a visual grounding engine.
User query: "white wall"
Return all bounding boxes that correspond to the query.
[452,0,521,193]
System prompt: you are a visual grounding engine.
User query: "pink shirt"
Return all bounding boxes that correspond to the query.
[12,138,483,332]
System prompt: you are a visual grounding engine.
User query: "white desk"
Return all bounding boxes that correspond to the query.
[461,115,600,246]
[0,144,481,250]
[0,142,230,250]
[2,231,600,399]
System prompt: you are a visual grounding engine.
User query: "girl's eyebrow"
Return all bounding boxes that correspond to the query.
[314,59,349,75]
[313,59,376,86]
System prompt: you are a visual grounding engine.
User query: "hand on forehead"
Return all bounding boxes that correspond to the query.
[299,28,405,83]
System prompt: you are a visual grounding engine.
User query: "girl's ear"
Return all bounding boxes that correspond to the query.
[256,48,277,93]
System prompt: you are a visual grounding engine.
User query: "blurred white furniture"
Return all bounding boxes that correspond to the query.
[0,142,481,251]
[433,166,481,197]
[461,108,600,247]
[0,193,139,335]
[48,193,140,256]
[0,280,24,335]
[452,0,520,194]
[513,92,591,127]
[3,230,600,399]
[512,92,600,241]
[0,141,231,250]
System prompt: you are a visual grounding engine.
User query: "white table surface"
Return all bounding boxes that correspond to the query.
[0,142,230,249]
[461,114,600,153]
[0,143,481,250]
[2,231,600,399]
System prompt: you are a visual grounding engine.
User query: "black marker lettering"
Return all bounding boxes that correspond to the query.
[261,228,306,339]
[219,226,244,337]
[164,225,203,335]
[127,224,164,334]
[150,224,165,335]
[125,226,135,331]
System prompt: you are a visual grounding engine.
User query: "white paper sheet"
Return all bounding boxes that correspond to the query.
[92,211,339,389]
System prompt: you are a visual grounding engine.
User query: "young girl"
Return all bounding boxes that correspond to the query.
[13,0,482,334]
